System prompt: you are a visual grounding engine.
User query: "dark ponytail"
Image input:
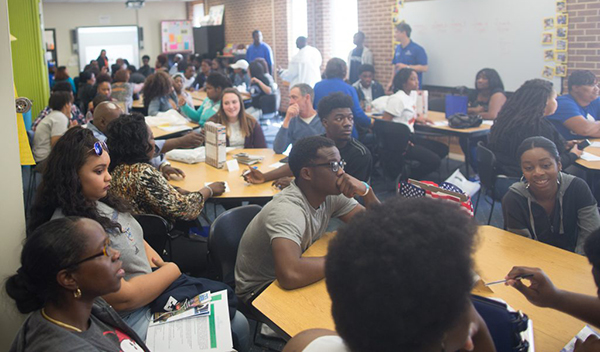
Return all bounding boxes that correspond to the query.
[6,217,88,313]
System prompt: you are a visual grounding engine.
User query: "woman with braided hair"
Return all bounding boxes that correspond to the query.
[488,79,582,197]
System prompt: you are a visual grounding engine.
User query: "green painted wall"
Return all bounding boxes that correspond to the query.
[8,0,49,121]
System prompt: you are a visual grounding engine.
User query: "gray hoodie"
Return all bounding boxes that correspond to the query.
[502,172,600,254]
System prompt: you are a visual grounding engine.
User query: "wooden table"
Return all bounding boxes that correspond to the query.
[150,122,199,140]
[252,226,596,351]
[576,138,600,171]
[168,148,285,201]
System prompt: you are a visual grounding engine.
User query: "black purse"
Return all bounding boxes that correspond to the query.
[448,113,483,129]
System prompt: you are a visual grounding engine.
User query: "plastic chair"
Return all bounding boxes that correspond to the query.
[133,214,173,260]
[372,119,411,182]
[258,94,278,125]
[208,204,262,288]
[475,141,501,224]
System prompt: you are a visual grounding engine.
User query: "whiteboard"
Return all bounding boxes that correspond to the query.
[77,26,140,71]
[399,0,561,92]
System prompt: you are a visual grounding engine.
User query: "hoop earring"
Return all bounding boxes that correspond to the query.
[520,175,530,189]
[73,288,82,298]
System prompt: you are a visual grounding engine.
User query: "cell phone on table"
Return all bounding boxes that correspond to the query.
[578,139,591,150]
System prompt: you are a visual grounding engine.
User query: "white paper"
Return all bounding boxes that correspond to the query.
[482,120,494,125]
[146,290,233,352]
[433,120,449,126]
[269,162,285,169]
[159,125,193,133]
[146,110,190,126]
[205,182,230,193]
[589,142,600,148]
[226,159,239,172]
[561,326,600,352]
[166,147,205,164]
[581,151,600,162]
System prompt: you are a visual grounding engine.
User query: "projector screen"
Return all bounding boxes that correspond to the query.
[77,26,140,71]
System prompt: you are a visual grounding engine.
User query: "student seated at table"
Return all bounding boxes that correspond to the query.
[467,68,507,120]
[33,82,86,131]
[229,59,251,89]
[273,83,325,154]
[546,70,600,140]
[28,127,247,345]
[244,92,372,188]
[143,71,179,116]
[283,197,495,352]
[235,136,380,303]
[383,67,449,180]
[205,88,267,149]
[489,79,581,197]
[246,60,275,119]
[111,69,143,112]
[106,113,225,223]
[181,72,232,126]
[32,91,74,167]
[502,137,600,255]
[192,59,212,91]
[172,73,194,110]
[182,64,196,89]
[313,58,371,139]
[505,228,600,348]
[7,217,150,351]
[352,64,385,111]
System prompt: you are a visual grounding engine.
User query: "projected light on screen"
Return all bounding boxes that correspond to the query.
[77,26,140,70]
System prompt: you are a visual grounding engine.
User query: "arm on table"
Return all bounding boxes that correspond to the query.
[563,116,600,138]
[243,164,293,184]
[272,237,325,290]
[506,266,600,329]
[479,92,507,120]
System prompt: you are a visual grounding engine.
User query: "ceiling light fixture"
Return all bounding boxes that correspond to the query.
[125,0,145,9]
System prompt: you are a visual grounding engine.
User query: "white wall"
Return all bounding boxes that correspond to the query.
[0,0,27,350]
[42,1,188,74]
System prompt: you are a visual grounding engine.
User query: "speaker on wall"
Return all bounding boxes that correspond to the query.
[71,29,78,54]
[138,27,144,49]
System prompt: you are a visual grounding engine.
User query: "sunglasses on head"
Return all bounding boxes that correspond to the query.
[90,141,109,156]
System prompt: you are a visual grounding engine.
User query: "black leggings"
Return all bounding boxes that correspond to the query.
[405,137,449,180]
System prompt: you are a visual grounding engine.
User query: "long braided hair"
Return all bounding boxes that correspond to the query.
[488,79,554,145]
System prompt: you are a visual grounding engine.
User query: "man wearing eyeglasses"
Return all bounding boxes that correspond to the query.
[547,70,600,140]
[244,92,372,189]
[235,135,380,304]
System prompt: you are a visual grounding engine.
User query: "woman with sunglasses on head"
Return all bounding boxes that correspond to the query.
[106,113,225,223]
[502,136,600,254]
[7,217,149,351]
[28,127,249,348]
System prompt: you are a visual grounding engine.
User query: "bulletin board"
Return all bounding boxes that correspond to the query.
[161,21,194,54]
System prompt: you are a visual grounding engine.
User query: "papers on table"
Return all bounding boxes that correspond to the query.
[146,110,190,126]
[481,120,494,126]
[158,125,193,133]
[146,290,233,352]
[269,162,285,169]
[589,141,600,148]
[166,147,206,164]
[205,181,231,193]
[433,120,449,126]
[581,151,600,162]
[562,326,600,352]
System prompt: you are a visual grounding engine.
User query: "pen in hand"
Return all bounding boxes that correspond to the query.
[485,273,534,286]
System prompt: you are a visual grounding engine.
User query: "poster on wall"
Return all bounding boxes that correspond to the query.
[161,21,194,53]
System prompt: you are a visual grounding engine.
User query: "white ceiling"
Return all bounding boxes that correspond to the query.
[42,0,193,3]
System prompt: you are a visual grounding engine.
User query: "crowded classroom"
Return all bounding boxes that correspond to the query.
[5,0,600,351]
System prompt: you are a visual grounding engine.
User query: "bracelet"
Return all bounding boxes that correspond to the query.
[360,182,370,197]
[202,186,214,198]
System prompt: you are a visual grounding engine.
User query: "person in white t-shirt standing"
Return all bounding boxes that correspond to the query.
[279,37,323,88]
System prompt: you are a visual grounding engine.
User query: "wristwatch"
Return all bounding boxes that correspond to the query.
[159,161,171,171]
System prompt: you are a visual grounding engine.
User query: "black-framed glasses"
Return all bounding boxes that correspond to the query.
[90,141,109,156]
[308,160,346,173]
[62,238,111,269]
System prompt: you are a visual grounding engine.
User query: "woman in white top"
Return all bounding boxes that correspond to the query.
[382,68,449,180]
[32,91,74,165]
[205,88,267,149]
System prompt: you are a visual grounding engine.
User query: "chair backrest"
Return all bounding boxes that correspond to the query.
[476,141,498,189]
[208,204,262,288]
[373,119,411,179]
[259,94,277,114]
[133,214,173,259]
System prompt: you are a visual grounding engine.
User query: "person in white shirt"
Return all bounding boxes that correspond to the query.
[182,64,196,89]
[32,91,73,165]
[168,53,183,75]
[279,37,323,88]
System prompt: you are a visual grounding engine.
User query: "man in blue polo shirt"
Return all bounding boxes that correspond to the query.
[387,22,428,92]
[246,30,274,74]
[547,70,600,140]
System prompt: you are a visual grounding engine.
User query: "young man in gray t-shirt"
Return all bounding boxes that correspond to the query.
[235,136,380,303]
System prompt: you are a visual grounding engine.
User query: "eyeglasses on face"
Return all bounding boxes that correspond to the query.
[89,141,109,156]
[308,160,346,173]
[62,237,111,269]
